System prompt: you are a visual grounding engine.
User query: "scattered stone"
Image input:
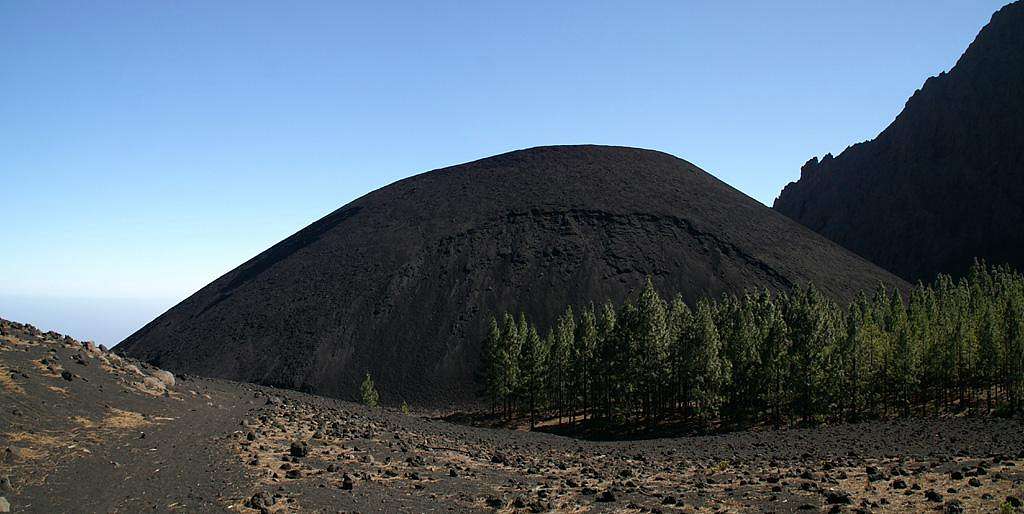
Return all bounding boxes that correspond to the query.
[944,499,965,514]
[485,496,504,509]
[596,490,616,502]
[289,441,308,458]
[2,448,25,464]
[925,490,944,503]
[967,477,981,487]
[824,490,852,505]
[60,370,73,381]
[342,473,354,490]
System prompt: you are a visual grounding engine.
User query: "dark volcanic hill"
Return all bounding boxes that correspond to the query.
[118,145,904,406]
[774,1,1024,282]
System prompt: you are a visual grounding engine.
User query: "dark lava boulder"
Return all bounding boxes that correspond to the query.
[774,1,1024,282]
[118,145,903,406]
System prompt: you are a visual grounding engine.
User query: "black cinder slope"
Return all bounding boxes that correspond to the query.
[118,145,905,405]
[775,1,1024,281]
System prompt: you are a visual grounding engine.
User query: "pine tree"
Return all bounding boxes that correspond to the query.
[757,291,790,426]
[482,316,503,413]
[595,300,618,420]
[574,304,599,422]
[886,289,918,416]
[519,323,548,427]
[634,278,668,424]
[667,294,694,415]
[360,372,380,408]
[548,306,575,424]
[977,299,1003,411]
[478,260,1024,427]
[692,299,728,420]
[721,293,761,425]
[785,284,841,423]
[499,313,522,419]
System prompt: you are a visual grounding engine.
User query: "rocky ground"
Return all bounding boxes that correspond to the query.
[2,318,1024,513]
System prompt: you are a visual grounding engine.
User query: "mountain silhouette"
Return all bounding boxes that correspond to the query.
[775,1,1024,281]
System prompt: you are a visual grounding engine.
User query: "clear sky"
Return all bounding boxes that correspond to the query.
[0,1,1008,346]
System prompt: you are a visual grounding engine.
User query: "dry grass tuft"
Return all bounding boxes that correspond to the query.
[102,408,150,429]
[4,431,62,460]
[0,366,24,394]
[47,385,69,395]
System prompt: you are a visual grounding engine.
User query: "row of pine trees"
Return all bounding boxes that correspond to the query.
[481,262,1024,429]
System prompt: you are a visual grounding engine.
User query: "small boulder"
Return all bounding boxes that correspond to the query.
[0,496,9,513]
[151,370,175,388]
[596,490,616,502]
[289,441,308,458]
[824,490,852,505]
[944,500,965,514]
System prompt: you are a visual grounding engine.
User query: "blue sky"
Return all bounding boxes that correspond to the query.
[0,1,1008,345]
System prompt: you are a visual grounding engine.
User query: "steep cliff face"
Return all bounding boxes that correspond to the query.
[774,1,1024,281]
[118,145,904,406]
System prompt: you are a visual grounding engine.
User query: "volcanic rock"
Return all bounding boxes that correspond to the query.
[774,1,1024,281]
[118,145,904,404]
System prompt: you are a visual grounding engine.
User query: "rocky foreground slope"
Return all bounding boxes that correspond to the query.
[774,1,1024,282]
[117,145,905,406]
[4,318,1024,513]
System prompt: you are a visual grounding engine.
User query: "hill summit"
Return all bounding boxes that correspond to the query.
[774,1,1024,281]
[118,145,904,405]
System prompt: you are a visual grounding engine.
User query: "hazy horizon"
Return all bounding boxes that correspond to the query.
[1,1,1009,344]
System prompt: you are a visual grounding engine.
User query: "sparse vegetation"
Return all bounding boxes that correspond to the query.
[483,262,1024,428]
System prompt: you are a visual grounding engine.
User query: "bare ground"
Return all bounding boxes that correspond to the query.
[2,319,1023,513]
